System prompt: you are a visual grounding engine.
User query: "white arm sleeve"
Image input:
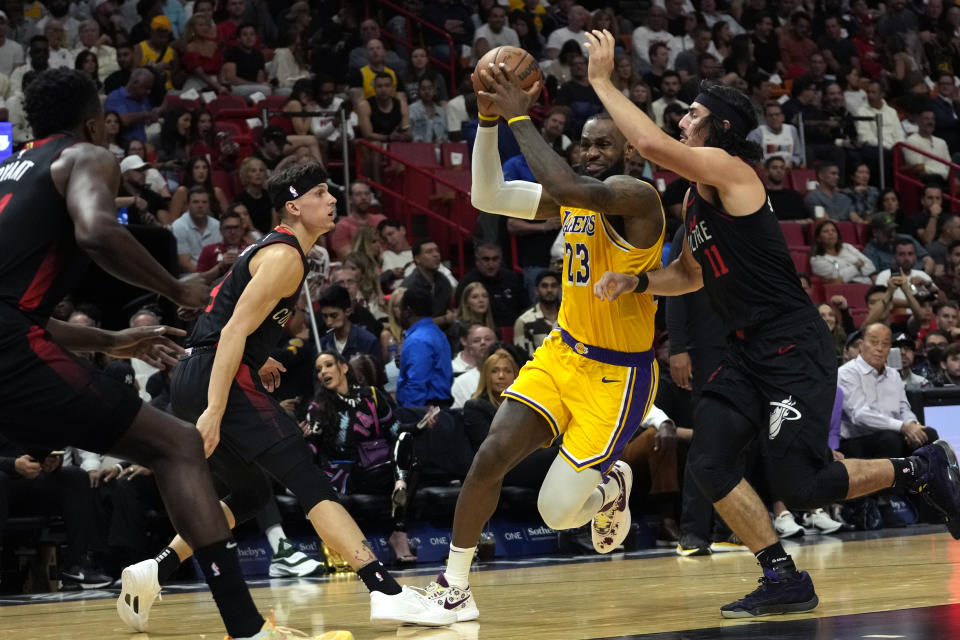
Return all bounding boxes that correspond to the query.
[470,124,543,220]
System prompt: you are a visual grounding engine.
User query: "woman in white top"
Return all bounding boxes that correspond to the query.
[809,219,876,284]
[270,28,311,92]
[842,66,867,114]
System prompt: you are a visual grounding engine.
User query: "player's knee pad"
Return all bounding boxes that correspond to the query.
[772,461,849,510]
[537,459,602,530]
[688,398,756,503]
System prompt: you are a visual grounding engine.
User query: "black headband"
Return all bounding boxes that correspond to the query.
[270,169,326,210]
[694,91,750,138]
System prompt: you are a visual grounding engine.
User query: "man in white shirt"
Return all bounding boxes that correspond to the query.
[631,6,680,68]
[544,4,590,59]
[451,324,496,408]
[0,11,25,77]
[747,102,804,167]
[44,19,74,68]
[72,19,118,82]
[838,323,938,458]
[651,70,688,128]
[903,109,951,179]
[473,5,519,53]
[855,79,906,151]
[874,239,938,310]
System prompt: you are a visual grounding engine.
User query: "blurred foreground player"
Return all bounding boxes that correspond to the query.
[117,162,455,632]
[585,29,960,618]
[0,68,288,639]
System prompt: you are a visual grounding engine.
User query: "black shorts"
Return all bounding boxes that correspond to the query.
[170,349,301,461]
[0,311,142,453]
[702,311,836,461]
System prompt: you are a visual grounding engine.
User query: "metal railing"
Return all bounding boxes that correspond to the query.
[892,141,960,210]
[796,112,886,189]
[354,139,472,274]
[365,0,458,100]
[262,106,352,193]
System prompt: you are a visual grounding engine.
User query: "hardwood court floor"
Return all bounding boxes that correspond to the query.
[1,526,958,640]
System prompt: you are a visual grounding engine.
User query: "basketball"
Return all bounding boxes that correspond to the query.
[472,45,542,116]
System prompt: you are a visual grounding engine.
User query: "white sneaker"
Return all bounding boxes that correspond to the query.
[420,572,480,623]
[269,539,324,577]
[803,508,843,534]
[773,510,804,538]
[591,460,633,554]
[116,559,161,632]
[370,585,457,627]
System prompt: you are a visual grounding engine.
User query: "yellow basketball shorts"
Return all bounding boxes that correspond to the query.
[503,329,658,474]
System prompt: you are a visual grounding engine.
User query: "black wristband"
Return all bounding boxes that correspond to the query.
[634,272,649,293]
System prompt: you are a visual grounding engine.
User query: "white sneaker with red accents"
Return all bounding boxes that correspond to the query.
[421,573,480,622]
[591,460,633,554]
[370,585,457,626]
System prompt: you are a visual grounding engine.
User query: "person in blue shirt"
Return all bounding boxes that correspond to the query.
[317,284,383,369]
[104,68,159,144]
[396,287,453,407]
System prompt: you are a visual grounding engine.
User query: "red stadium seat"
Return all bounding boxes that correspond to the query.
[780,221,808,249]
[822,283,871,311]
[653,171,681,192]
[789,168,816,194]
[498,326,514,343]
[389,142,440,167]
[834,221,857,244]
[790,247,810,274]
[211,169,236,202]
[850,308,869,327]
[164,94,199,112]
[441,142,469,170]
[262,94,287,114]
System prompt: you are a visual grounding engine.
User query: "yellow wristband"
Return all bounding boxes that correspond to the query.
[478,113,498,122]
[507,115,531,125]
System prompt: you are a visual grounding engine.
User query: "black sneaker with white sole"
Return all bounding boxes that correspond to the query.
[62,564,113,589]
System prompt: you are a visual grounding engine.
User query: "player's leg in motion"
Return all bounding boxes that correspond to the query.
[109,403,265,639]
[124,437,455,629]
[423,399,629,621]
[690,395,960,618]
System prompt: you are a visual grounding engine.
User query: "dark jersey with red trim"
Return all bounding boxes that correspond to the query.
[0,135,87,324]
[685,186,814,332]
[187,228,306,368]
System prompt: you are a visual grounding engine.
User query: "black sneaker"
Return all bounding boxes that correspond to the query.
[720,569,819,618]
[676,532,711,557]
[911,440,960,539]
[62,564,113,589]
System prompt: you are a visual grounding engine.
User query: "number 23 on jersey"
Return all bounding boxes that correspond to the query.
[565,241,590,286]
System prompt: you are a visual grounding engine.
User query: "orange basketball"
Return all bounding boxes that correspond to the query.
[472,46,542,117]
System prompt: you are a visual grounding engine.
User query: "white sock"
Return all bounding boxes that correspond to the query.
[265,524,286,555]
[443,544,476,588]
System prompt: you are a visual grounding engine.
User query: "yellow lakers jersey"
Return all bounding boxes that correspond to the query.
[556,205,663,353]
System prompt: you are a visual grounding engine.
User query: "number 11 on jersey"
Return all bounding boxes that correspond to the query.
[704,244,729,278]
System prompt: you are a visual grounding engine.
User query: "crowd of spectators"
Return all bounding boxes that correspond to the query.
[3,0,960,592]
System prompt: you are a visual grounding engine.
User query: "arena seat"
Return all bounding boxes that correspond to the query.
[209,95,258,120]
[389,142,440,167]
[822,283,871,311]
[790,247,810,274]
[164,94,199,112]
[780,221,808,250]
[789,168,816,194]
[441,142,470,170]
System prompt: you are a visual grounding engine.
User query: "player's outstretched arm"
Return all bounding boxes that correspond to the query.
[583,30,756,201]
[594,232,703,301]
[56,144,210,310]
[196,243,303,456]
[474,64,651,219]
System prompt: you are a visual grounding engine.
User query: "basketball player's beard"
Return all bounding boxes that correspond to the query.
[577,160,625,182]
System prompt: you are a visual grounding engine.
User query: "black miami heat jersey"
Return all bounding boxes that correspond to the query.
[187,228,306,368]
[685,186,814,332]
[0,135,88,323]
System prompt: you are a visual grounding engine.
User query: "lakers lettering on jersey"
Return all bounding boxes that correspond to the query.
[557,206,662,353]
[504,202,664,473]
